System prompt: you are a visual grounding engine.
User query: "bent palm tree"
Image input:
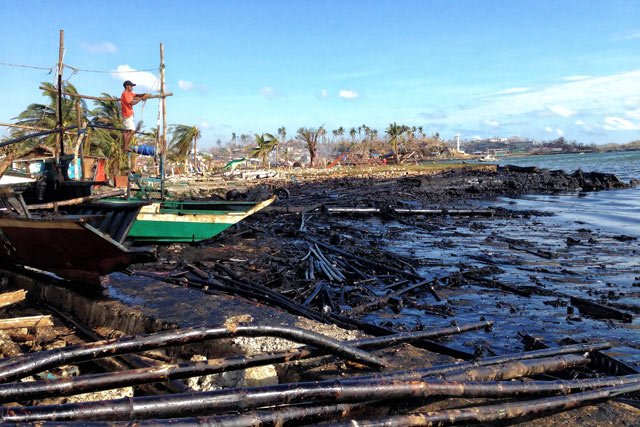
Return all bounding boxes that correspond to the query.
[296,127,324,167]
[169,124,201,171]
[250,133,278,168]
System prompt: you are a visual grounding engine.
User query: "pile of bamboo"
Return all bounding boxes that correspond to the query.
[0,315,637,424]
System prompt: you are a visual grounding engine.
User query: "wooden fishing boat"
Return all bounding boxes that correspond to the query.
[101,195,277,243]
[0,188,154,285]
[0,215,154,285]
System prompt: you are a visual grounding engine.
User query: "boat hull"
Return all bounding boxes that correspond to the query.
[0,216,154,284]
[125,195,276,243]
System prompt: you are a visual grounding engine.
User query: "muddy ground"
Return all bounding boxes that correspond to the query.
[2,163,639,425]
[122,164,639,425]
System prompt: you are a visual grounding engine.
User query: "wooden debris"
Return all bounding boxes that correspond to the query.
[0,315,52,330]
[0,290,27,309]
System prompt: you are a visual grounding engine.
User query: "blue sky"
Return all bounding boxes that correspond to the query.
[1,0,640,148]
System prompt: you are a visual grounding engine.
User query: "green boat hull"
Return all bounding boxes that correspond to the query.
[124,196,276,243]
[127,219,233,242]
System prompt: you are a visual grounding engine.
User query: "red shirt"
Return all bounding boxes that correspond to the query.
[121,90,136,118]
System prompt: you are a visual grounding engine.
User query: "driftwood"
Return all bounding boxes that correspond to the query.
[0,324,386,383]
[0,315,52,330]
[0,290,27,309]
[348,279,442,315]
[2,375,639,422]
[141,270,476,361]
[307,237,424,281]
[570,296,634,323]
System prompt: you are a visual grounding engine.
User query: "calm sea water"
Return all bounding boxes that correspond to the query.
[376,151,640,357]
[495,151,640,237]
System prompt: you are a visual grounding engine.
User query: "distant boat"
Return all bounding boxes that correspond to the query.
[478,154,497,162]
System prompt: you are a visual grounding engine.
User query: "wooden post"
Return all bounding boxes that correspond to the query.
[160,43,167,200]
[57,29,65,156]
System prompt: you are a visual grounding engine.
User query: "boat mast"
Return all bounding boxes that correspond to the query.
[159,43,167,200]
[56,29,65,156]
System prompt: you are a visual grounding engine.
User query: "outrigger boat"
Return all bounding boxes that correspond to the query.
[70,195,277,243]
[126,195,276,243]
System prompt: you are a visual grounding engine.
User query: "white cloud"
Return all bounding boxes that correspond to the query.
[178,80,194,91]
[560,75,591,82]
[112,65,159,91]
[494,87,530,95]
[339,89,359,100]
[545,126,553,133]
[575,120,586,126]
[81,42,117,54]
[445,70,640,136]
[260,86,282,99]
[484,119,499,127]
[547,104,576,117]
[615,30,640,41]
[626,109,640,120]
[603,116,640,130]
[200,120,210,128]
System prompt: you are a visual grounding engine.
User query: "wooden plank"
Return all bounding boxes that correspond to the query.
[0,290,27,309]
[0,315,52,330]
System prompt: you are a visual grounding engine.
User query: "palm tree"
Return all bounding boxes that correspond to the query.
[385,122,406,163]
[250,133,278,167]
[349,127,357,143]
[169,125,201,170]
[296,126,324,167]
[0,82,86,175]
[277,126,286,166]
[15,82,86,151]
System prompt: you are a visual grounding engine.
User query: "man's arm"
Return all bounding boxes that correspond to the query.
[130,93,149,105]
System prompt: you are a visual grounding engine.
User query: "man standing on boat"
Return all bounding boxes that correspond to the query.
[120,80,148,152]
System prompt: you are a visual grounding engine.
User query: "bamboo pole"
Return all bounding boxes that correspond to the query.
[0,290,27,309]
[0,128,63,148]
[57,29,64,155]
[0,315,52,330]
[159,43,167,200]
[39,86,172,101]
[26,189,125,210]
[2,375,639,423]
[330,381,640,426]
[129,403,369,427]
[0,324,386,382]
[0,322,492,403]
[0,121,73,133]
